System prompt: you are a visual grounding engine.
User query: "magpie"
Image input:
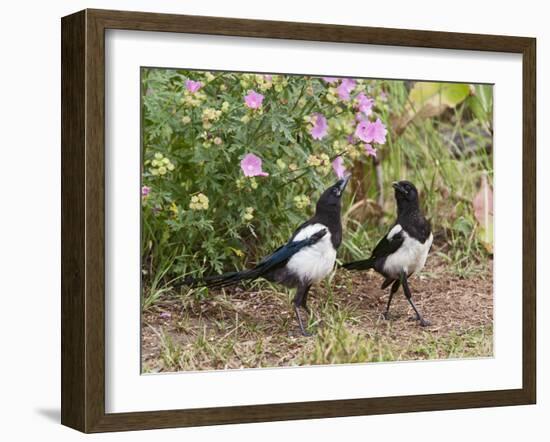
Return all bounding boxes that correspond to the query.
[189,174,351,336]
[342,180,433,326]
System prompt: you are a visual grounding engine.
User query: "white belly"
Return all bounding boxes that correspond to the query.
[383,231,433,278]
[286,223,337,283]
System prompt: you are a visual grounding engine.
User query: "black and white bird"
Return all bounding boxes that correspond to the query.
[190,175,351,336]
[342,180,433,326]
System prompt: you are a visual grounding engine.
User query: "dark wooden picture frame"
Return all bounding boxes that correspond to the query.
[61,8,536,433]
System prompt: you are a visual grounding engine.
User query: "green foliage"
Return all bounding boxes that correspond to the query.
[410,82,471,107]
[141,68,493,303]
[411,325,493,359]
[395,81,472,131]
[142,70,387,288]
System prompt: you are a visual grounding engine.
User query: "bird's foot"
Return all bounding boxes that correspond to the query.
[299,320,319,337]
[407,314,430,326]
[381,311,392,321]
[294,304,313,337]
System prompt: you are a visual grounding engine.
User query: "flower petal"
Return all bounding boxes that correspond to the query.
[309,113,328,140]
[185,80,203,93]
[336,78,357,101]
[244,90,265,109]
[240,153,269,177]
[332,156,346,179]
[364,143,378,157]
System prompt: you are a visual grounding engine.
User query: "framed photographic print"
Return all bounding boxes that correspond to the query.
[61,9,536,433]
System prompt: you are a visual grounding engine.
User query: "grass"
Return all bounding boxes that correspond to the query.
[302,325,493,366]
[411,325,493,360]
[141,257,493,373]
[144,310,493,372]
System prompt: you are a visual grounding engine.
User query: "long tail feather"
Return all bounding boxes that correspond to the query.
[202,269,259,289]
[175,228,328,290]
[341,257,375,271]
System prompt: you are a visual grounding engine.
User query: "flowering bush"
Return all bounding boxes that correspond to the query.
[141,69,390,279]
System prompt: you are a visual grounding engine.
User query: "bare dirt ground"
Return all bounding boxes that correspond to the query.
[141,256,493,372]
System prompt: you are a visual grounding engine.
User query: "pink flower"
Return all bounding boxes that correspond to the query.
[364,143,377,158]
[367,118,387,144]
[141,186,151,196]
[356,92,374,115]
[263,75,273,82]
[244,90,264,109]
[355,121,369,141]
[332,156,346,179]
[355,112,367,122]
[342,78,356,89]
[185,79,203,93]
[336,78,356,101]
[240,153,269,177]
[355,118,387,144]
[309,113,328,140]
[159,311,171,319]
[321,77,338,84]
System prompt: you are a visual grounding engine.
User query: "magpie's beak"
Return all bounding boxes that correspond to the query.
[392,181,407,194]
[336,174,351,195]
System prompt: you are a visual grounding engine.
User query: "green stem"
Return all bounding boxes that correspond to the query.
[289,82,307,114]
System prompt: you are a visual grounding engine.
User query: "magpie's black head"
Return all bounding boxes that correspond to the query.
[316,174,351,214]
[392,180,420,212]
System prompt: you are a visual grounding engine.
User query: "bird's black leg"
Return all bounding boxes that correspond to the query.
[292,284,312,336]
[300,287,311,314]
[400,272,430,327]
[382,279,400,320]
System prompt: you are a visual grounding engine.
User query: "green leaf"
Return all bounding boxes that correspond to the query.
[465,96,487,122]
[472,172,493,253]
[475,84,493,115]
[394,82,471,133]
[411,82,470,110]
[452,216,473,237]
